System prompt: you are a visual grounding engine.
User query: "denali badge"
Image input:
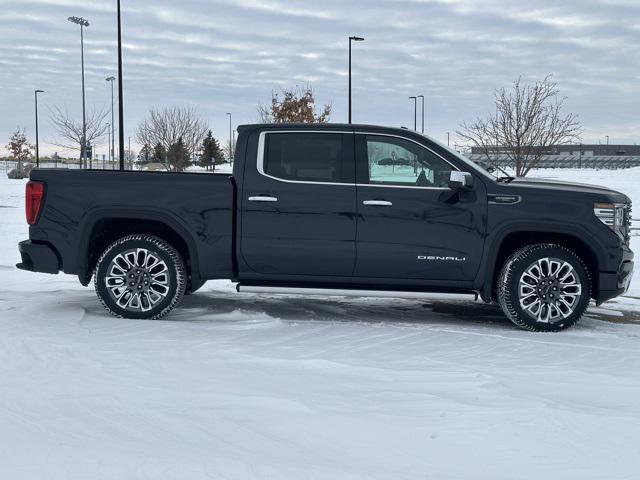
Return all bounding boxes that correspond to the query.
[418,255,467,262]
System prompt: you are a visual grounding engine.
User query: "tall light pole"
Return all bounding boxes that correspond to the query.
[409,96,417,131]
[106,76,115,166]
[67,16,89,169]
[116,0,125,171]
[447,132,450,147]
[34,89,44,167]
[348,36,365,124]
[226,112,233,165]
[106,124,110,169]
[417,95,424,133]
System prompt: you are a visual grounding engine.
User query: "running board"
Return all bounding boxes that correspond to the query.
[237,285,478,301]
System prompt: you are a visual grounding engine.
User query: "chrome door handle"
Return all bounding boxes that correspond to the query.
[248,196,278,202]
[363,200,392,206]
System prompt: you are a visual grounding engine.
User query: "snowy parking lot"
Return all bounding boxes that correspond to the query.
[1,170,639,479]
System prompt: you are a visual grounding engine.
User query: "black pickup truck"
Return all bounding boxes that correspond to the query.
[17,124,634,331]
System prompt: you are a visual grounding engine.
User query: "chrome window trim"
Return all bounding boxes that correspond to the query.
[354,183,449,191]
[256,130,460,191]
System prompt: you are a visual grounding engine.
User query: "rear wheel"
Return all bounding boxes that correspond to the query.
[497,244,591,331]
[94,234,186,319]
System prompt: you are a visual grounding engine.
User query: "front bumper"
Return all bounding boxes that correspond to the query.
[596,246,634,305]
[16,240,60,274]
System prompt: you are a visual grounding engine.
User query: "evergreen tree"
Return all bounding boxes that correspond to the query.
[138,144,152,164]
[198,130,225,171]
[152,142,166,165]
[166,137,189,172]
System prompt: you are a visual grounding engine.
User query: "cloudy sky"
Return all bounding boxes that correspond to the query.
[1,0,639,156]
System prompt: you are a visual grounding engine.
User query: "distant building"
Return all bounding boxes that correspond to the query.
[470,144,640,157]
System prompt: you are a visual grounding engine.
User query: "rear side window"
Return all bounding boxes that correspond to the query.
[264,133,346,183]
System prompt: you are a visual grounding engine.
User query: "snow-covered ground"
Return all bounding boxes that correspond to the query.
[1,169,639,479]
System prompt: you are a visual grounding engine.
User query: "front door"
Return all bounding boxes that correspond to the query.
[240,130,357,277]
[354,133,486,281]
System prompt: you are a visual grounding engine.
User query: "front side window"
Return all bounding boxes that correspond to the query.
[365,135,454,187]
[264,133,344,183]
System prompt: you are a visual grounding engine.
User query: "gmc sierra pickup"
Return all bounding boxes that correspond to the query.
[17,124,634,331]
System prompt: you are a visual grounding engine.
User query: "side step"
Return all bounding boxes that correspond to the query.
[237,285,478,301]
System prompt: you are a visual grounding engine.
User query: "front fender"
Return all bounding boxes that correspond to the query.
[475,220,611,301]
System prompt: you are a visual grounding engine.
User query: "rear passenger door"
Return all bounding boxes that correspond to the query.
[240,130,357,277]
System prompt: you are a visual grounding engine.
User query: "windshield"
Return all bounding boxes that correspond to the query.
[422,135,497,181]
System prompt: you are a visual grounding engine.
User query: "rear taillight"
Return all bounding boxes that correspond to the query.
[25,181,45,225]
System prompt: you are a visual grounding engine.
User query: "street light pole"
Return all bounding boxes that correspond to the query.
[348,36,365,124]
[417,95,424,133]
[447,132,450,147]
[106,76,115,167]
[117,0,125,171]
[409,96,417,131]
[226,112,233,165]
[67,16,89,169]
[34,89,44,167]
[106,124,110,169]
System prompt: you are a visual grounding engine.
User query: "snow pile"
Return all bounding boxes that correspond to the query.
[0,170,639,479]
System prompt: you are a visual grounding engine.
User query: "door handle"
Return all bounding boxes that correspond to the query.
[248,195,278,202]
[363,200,392,206]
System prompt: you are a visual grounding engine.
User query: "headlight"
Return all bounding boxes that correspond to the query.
[594,202,630,242]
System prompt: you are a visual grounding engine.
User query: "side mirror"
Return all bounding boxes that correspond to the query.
[448,171,474,190]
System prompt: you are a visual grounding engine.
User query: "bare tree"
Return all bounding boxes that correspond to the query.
[457,75,581,177]
[258,86,331,123]
[135,106,209,166]
[222,139,233,162]
[49,105,109,156]
[125,149,137,170]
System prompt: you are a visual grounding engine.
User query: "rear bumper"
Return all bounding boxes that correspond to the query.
[16,240,60,274]
[596,246,634,305]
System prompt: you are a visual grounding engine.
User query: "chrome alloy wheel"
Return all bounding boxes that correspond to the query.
[105,248,170,312]
[518,257,582,323]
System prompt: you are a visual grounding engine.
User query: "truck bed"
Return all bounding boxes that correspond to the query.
[27,169,236,286]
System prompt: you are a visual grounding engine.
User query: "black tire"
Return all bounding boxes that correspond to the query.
[94,234,186,319]
[497,243,591,332]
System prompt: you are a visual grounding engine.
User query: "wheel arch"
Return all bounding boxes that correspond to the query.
[77,208,202,292]
[480,226,602,302]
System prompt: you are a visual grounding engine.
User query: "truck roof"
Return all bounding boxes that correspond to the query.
[237,123,418,136]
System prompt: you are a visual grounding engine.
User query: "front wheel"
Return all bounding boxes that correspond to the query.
[94,234,186,319]
[497,244,591,332]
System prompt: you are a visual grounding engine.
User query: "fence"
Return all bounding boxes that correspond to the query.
[1,159,133,173]
[467,155,640,170]
[1,159,231,175]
